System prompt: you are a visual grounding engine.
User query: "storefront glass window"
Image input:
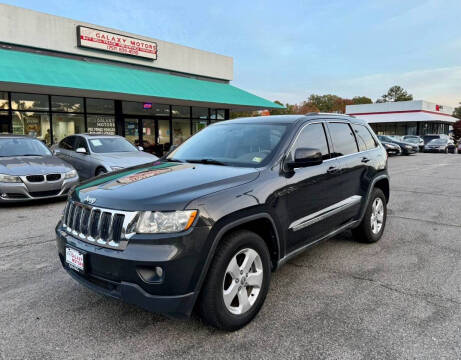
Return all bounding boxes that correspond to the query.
[12,111,51,144]
[52,113,85,143]
[217,109,226,120]
[86,98,115,114]
[172,119,191,145]
[158,119,171,151]
[192,107,208,119]
[122,101,169,116]
[87,115,116,135]
[192,120,208,134]
[124,118,139,145]
[51,96,84,112]
[11,93,49,111]
[0,92,8,110]
[171,106,190,118]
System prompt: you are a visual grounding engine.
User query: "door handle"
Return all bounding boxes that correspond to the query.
[361,157,370,163]
[327,166,339,174]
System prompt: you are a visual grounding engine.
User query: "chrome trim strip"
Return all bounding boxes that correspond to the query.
[289,195,362,232]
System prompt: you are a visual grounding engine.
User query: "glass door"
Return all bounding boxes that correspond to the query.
[0,115,10,133]
[124,118,139,145]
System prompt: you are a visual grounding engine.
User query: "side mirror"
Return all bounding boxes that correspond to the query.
[287,148,323,169]
[138,146,144,151]
[75,147,87,154]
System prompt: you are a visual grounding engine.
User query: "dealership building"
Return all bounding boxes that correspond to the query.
[346,100,457,136]
[0,4,281,155]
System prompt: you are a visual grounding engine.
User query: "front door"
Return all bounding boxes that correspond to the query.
[0,115,10,133]
[279,122,343,253]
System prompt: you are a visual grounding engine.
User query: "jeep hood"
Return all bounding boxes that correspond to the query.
[72,161,260,211]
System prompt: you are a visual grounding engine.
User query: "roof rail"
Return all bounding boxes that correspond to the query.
[304,112,350,117]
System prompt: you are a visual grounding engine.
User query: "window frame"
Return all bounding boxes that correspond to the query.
[287,121,332,161]
[326,121,360,159]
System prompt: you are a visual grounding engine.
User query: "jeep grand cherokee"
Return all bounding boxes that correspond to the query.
[56,114,389,331]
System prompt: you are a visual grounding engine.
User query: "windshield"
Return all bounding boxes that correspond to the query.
[388,135,403,141]
[423,135,439,144]
[88,137,138,153]
[405,138,419,144]
[0,137,52,157]
[167,123,289,167]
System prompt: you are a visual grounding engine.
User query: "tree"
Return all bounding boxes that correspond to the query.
[269,101,287,115]
[376,85,413,103]
[352,96,373,105]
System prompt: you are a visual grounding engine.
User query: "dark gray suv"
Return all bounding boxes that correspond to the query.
[56,114,389,330]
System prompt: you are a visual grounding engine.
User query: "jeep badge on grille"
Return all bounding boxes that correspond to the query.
[84,195,96,205]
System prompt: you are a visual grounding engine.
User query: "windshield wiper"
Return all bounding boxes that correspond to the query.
[185,159,228,166]
[162,158,184,163]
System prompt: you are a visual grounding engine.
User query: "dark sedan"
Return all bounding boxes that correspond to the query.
[0,135,79,202]
[377,135,418,155]
[380,141,401,155]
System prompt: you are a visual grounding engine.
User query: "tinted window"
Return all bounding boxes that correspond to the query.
[352,124,377,151]
[74,136,89,152]
[328,122,358,157]
[290,123,330,160]
[59,136,76,150]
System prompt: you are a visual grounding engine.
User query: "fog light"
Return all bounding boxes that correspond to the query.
[137,266,164,283]
[1,193,7,198]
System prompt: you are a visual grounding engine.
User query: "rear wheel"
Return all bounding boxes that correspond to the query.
[198,230,271,331]
[353,188,387,243]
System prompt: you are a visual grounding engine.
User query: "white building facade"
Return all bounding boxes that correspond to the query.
[346,100,458,136]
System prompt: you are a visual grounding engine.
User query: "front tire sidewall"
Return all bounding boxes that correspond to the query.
[199,231,271,331]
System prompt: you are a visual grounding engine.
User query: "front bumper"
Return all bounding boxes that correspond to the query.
[424,148,445,153]
[56,222,211,317]
[0,176,79,202]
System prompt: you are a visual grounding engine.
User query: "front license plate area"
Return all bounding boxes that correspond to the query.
[66,246,85,273]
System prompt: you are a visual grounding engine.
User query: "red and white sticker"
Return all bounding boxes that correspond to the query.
[66,247,84,272]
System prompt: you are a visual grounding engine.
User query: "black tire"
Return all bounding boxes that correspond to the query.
[352,188,387,243]
[198,230,271,331]
[95,167,107,176]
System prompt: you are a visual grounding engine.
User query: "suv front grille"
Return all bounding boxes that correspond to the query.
[62,201,138,249]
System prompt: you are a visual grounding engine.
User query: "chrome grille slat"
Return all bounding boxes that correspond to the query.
[62,200,135,250]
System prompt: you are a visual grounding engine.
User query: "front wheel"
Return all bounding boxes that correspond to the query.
[198,230,271,331]
[95,168,107,176]
[353,188,387,243]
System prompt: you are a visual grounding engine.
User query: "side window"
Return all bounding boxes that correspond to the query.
[59,136,75,150]
[328,122,358,158]
[352,124,378,151]
[290,123,330,160]
[74,136,89,152]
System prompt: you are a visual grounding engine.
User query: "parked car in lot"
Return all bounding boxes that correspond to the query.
[423,138,456,153]
[377,135,418,155]
[52,134,158,179]
[458,141,461,154]
[403,135,424,151]
[56,114,390,331]
[0,135,79,202]
[422,134,449,145]
[379,140,401,155]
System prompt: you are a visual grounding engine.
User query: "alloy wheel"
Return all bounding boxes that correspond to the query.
[370,198,384,234]
[222,248,263,315]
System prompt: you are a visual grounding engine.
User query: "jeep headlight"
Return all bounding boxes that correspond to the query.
[136,210,198,233]
[0,174,21,183]
[64,169,78,179]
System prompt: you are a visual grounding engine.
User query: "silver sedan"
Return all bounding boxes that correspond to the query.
[0,135,79,202]
[52,134,158,180]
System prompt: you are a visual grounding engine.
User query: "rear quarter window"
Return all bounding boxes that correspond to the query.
[352,124,378,151]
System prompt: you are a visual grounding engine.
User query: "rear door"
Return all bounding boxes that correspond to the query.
[54,136,76,163]
[326,122,367,225]
[71,136,92,179]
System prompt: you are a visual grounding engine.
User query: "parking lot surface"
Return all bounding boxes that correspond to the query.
[1,153,460,360]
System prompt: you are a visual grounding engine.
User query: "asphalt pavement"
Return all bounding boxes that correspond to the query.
[1,153,460,360]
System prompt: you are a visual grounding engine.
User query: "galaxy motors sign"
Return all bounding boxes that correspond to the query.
[77,26,157,60]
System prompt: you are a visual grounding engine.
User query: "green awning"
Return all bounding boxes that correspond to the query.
[0,48,282,110]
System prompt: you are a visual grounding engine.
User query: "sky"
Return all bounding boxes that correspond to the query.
[4,0,461,107]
